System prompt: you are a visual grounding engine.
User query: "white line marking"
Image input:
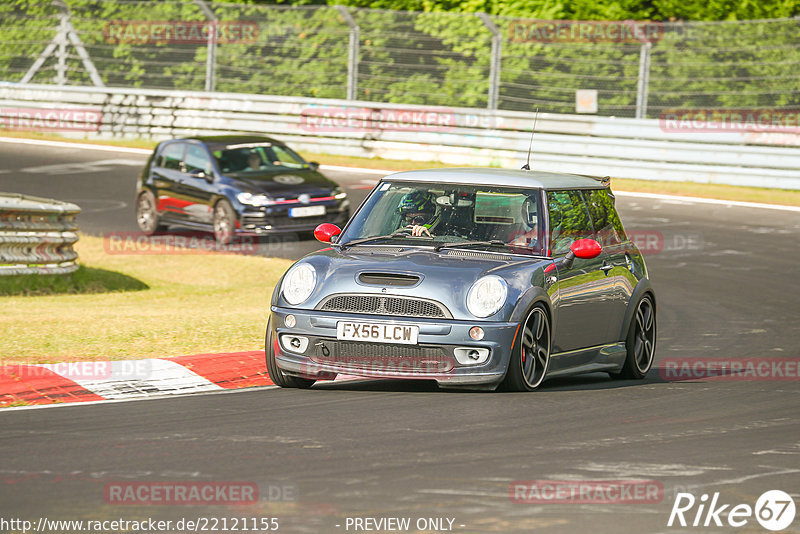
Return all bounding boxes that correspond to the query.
[2,385,280,411]
[577,462,730,477]
[614,190,800,212]
[319,164,392,176]
[21,159,144,175]
[682,468,800,490]
[0,136,152,154]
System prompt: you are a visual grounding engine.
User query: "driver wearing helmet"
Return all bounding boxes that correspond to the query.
[397,190,439,237]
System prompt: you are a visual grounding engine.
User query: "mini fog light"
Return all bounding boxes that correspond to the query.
[469,326,484,341]
[279,335,309,354]
[285,314,296,328]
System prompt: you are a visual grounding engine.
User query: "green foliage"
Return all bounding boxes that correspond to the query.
[1,0,797,117]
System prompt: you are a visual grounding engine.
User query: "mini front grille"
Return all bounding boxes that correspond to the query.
[318,294,450,318]
[311,341,454,373]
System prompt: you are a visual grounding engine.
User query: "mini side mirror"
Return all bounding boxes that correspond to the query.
[314,223,341,243]
[557,238,603,270]
[571,238,602,259]
[308,161,320,171]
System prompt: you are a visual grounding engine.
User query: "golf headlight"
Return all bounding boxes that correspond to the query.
[467,275,507,318]
[237,192,275,206]
[282,263,317,305]
[332,187,347,200]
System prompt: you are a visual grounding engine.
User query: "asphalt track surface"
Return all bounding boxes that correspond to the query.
[1,140,799,533]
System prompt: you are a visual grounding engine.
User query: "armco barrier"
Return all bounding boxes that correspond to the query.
[1,83,799,189]
[0,193,80,276]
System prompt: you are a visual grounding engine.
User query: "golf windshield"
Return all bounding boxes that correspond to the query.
[212,143,308,173]
[341,181,545,255]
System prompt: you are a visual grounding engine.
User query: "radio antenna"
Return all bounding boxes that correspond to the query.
[521,107,539,171]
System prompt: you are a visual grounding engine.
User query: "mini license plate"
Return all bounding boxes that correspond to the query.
[289,205,326,218]
[336,321,419,345]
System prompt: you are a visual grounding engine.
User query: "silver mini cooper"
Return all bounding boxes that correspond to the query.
[266,168,656,391]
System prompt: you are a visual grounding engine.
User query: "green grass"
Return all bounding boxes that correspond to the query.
[0,235,292,365]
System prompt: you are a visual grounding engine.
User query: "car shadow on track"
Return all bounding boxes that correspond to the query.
[311,368,678,394]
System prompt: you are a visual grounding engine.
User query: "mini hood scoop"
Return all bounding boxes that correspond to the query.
[358,272,421,287]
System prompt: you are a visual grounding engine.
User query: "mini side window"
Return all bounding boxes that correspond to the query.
[584,188,627,246]
[546,190,594,256]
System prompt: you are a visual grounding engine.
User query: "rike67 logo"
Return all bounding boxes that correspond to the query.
[668,490,796,531]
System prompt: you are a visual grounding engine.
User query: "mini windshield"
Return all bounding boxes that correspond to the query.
[212,143,307,173]
[341,181,545,255]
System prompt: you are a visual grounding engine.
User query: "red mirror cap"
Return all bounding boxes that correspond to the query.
[570,238,602,259]
[314,223,341,243]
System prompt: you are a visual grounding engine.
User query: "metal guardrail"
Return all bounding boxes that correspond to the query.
[1,83,799,189]
[0,193,80,276]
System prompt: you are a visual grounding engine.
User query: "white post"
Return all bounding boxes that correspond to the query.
[635,42,652,119]
[194,0,217,92]
[336,6,359,101]
[477,13,501,110]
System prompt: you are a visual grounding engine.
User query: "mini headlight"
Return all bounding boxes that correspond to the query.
[237,192,275,206]
[282,263,317,305]
[332,187,347,200]
[466,275,507,318]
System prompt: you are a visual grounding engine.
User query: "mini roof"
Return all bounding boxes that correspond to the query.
[384,167,607,190]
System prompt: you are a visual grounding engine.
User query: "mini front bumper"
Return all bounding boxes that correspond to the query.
[270,307,519,388]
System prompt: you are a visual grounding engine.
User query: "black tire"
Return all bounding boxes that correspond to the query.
[501,304,551,392]
[213,199,237,245]
[265,320,315,389]
[613,295,656,379]
[136,190,166,235]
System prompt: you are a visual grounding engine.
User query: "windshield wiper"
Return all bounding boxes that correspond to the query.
[434,240,509,252]
[337,232,412,250]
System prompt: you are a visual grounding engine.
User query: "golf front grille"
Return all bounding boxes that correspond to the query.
[317,294,450,318]
[311,340,455,374]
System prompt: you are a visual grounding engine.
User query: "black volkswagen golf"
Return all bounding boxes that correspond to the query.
[136,135,350,243]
